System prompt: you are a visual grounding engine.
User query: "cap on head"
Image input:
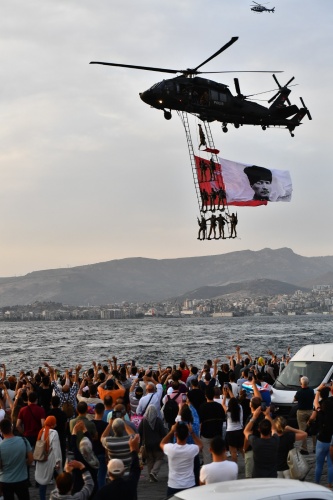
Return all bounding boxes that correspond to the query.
[108,458,125,476]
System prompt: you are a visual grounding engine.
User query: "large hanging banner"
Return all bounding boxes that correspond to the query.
[194,155,292,208]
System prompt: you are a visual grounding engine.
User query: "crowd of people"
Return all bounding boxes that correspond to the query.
[0,345,332,499]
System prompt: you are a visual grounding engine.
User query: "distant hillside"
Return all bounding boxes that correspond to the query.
[0,247,332,306]
[172,278,310,302]
[301,271,333,288]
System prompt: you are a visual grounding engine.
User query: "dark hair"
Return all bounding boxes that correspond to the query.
[259,418,272,436]
[94,403,105,415]
[179,361,186,369]
[210,435,226,455]
[228,397,240,423]
[229,372,236,382]
[180,404,193,424]
[191,378,199,388]
[205,386,215,401]
[77,401,88,415]
[56,472,73,495]
[89,384,98,397]
[250,396,262,410]
[51,396,60,408]
[191,366,198,375]
[104,395,113,407]
[175,422,189,441]
[319,387,330,400]
[0,418,12,434]
[28,392,37,403]
[42,376,50,386]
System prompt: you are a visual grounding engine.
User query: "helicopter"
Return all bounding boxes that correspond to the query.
[90,36,311,137]
[251,2,275,13]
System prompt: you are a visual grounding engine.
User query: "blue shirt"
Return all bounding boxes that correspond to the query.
[0,436,32,483]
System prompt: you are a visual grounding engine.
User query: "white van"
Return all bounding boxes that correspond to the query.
[271,343,333,420]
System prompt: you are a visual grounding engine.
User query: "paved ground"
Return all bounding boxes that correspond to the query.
[27,438,330,500]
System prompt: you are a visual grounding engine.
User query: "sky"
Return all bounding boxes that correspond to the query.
[1,0,333,277]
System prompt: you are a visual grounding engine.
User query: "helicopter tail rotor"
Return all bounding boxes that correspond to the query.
[299,97,312,120]
[268,74,295,105]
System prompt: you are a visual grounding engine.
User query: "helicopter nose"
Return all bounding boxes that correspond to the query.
[139,90,149,104]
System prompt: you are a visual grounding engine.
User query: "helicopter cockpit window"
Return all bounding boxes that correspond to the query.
[210,90,227,102]
[149,82,163,91]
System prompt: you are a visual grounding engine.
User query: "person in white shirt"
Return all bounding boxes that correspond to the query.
[160,421,203,497]
[200,435,238,485]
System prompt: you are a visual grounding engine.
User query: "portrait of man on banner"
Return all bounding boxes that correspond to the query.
[218,157,292,205]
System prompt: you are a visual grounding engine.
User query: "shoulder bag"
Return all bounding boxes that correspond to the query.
[287,447,310,480]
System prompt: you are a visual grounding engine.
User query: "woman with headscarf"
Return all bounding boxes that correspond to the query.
[35,415,62,500]
[138,404,166,482]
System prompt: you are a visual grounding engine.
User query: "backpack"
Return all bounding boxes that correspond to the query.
[163,393,179,424]
[33,439,49,462]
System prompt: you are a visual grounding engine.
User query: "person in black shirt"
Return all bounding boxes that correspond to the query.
[293,376,315,454]
[244,406,279,478]
[47,396,68,466]
[187,378,206,413]
[198,386,225,464]
[94,434,141,500]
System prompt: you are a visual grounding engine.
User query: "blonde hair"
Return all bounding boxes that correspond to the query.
[274,416,287,434]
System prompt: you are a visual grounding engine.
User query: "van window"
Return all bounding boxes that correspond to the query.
[274,361,332,390]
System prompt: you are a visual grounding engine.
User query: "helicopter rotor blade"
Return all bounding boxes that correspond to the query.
[246,84,298,98]
[196,70,283,74]
[191,36,239,73]
[300,97,312,120]
[272,73,281,88]
[234,78,241,95]
[267,91,280,103]
[89,61,179,74]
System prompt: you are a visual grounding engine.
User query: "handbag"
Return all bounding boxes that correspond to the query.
[33,439,49,462]
[287,447,310,480]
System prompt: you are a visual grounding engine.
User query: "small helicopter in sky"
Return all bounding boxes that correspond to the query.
[91,36,311,136]
[251,2,275,13]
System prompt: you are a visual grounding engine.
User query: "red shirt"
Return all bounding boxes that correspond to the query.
[18,403,45,437]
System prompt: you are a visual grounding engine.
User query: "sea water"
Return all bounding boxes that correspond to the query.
[1,315,332,374]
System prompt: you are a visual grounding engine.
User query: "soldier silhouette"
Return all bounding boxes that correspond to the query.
[197,215,207,240]
[198,124,207,149]
[209,188,218,212]
[199,159,208,182]
[209,157,216,181]
[217,186,226,210]
[200,188,209,212]
[227,212,238,238]
[207,213,217,240]
[216,213,228,239]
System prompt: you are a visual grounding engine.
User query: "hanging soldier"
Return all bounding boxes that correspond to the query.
[209,157,216,181]
[199,159,208,182]
[216,213,228,239]
[209,188,218,212]
[198,124,207,149]
[197,215,207,240]
[200,188,209,212]
[207,213,217,240]
[227,212,238,238]
[217,186,226,210]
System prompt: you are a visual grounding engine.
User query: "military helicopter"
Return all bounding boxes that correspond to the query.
[90,36,311,136]
[251,2,275,13]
